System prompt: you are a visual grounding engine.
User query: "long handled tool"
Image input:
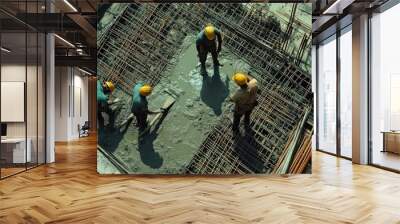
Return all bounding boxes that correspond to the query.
[119,113,135,131]
[139,95,176,137]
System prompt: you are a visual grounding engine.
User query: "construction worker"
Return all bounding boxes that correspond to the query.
[230,73,258,132]
[97,80,116,128]
[196,24,223,76]
[131,82,161,131]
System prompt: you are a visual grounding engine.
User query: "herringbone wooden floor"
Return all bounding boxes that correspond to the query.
[0,135,399,224]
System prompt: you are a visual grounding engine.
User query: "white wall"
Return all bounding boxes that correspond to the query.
[72,73,89,138]
[55,66,69,141]
[55,67,89,141]
[1,65,42,136]
[1,64,26,138]
[1,65,26,82]
[1,63,46,164]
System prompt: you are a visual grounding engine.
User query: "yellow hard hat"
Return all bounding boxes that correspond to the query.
[204,25,216,40]
[105,81,115,92]
[232,73,248,86]
[139,84,152,96]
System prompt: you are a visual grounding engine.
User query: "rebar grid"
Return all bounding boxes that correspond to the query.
[179,6,312,173]
[99,3,311,101]
[180,3,311,105]
[98,3,189,94]
[97,4,129,49]
[185,85,307,174]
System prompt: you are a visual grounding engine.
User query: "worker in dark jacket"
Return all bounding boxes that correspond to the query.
[131,82,160,131]
[97,80,115,128]
[196,24,223,76]
[230,73,258,132]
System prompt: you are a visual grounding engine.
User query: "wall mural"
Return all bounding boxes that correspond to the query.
[97,3,313,175]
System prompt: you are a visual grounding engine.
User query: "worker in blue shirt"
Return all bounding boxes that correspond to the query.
[97,80,115,128]
[196,24,223,76]
[131,82,160,131]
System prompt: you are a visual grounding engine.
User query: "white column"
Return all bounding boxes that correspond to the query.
[352,14,369,164]
[46,0,55,163]
[54,67,73,141]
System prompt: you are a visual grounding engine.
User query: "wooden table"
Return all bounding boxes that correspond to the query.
[1,138,31,164]
[382,131,400,154]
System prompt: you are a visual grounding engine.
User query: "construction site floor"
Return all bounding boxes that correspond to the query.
[98,36,252,174]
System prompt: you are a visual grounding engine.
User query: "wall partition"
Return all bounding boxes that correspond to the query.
[0,2,47,179]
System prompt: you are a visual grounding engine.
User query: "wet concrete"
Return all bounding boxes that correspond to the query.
[97,151,121,174]
[98,36,251,174]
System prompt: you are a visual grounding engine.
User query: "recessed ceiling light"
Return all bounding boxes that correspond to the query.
[63,0,78,12]
[54,34,75,48]
[323,0,355,15]
[323,0,343,14]
[1,47,11,53]
[78,68,92,76]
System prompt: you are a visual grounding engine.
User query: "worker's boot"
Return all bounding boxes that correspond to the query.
[200,64,207,76]
[213,60,221,67]
[232,113,240,135]
[232,126,240,138]
[213,64,220,76]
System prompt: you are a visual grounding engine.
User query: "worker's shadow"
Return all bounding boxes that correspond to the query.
[98,109,127,153]
[137,112,168,169]
[233,128,266,173]
[200,66,230,116]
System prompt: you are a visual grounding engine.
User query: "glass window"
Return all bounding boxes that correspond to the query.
[27,31,39,169]
[312,45,317,150]
[1,31,28,178]
[371,4,400,171]
[339,27,352,158]
[0,1,46,179]
[317,35,337,154]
